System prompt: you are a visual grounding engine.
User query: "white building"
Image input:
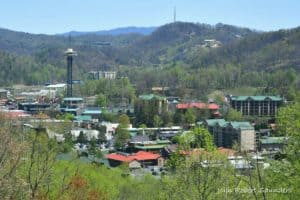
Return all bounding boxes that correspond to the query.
[88,71,117,80]
[71,129,99,141]
[99,122,120,140]
[46,83,67,98]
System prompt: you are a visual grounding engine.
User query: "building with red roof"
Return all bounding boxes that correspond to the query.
[176,102,219,110]
[176,102,221,117]
[0,110,31,119]
[106,151,164,168]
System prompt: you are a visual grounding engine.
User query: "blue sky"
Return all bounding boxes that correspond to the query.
[0,0,299,34]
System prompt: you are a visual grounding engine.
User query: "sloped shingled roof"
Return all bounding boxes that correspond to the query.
[106,151,160,162]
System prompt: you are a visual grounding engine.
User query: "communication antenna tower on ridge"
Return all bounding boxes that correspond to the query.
[68,33,72,47]
[173,6,176,23]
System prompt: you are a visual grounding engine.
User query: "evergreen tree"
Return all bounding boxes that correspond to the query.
[77,131,87,144]
[184,108,196,125]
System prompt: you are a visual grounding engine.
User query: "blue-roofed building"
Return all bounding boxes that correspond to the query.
[82,108,102,120]
[62,108,79,116]
[75,115,92,122]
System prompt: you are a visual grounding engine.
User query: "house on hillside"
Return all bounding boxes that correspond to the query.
[202,39,222,48]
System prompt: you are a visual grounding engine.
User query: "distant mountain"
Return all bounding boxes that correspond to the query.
[126,22,258,64]
[61,26,157,36]
[191,26,300,71]
[2,21,300,85]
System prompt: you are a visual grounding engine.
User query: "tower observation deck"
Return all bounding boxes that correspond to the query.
[65,48,77,97]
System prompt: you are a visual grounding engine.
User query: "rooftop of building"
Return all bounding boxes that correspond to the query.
[75,115,92,122]
[106,151,160,162]
[139,94,166,101]
[260,137,286,144]
[63,97,83,102]
[0,89,8,93]
[130,135,150,143]
[64,108,79,112]
[176,102,219,110]
[204,119,254,130]
[46,83,66,88]
[132,139,171,145]
[229,121,253,130]
[82,109,102,115]
[0,109,31,119]
[204,119,227,127]
[230,96,283,101]
[134,144,168,150]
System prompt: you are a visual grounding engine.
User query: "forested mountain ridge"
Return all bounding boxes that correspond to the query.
[191,26,300,71]
[60,26,157,36]
[128,22,257,64]
[0,22,257,67]
[0,22,300,86]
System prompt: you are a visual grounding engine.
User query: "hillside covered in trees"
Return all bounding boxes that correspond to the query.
[0,22,300,100]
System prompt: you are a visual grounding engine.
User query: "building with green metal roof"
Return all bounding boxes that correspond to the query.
[138,94,166,101]
[259,136,286,152]
[75,115,92,122]
[229,95,284,116]
[204,119,227,127]
[133,140,171,153]
[203,119,255,151]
